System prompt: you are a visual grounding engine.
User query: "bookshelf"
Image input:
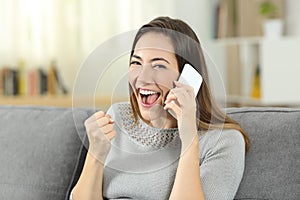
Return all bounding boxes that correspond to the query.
[0,60,129,108]
[0,95,128,109]
[0,60,73,107]
[212,0,300,107]
[0,61,68,96]
[214,36,300,107]
[0,95,72,107]
[214,37,262,45]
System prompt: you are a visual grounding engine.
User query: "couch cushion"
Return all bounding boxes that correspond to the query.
[226,107,300,200]
[0,106,92,200]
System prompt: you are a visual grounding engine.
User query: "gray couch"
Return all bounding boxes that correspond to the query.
[0,105,299,200]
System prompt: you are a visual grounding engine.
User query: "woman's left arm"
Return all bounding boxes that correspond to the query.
[164,81,205,200]
[168,135,205,200]
[165,82,245,200]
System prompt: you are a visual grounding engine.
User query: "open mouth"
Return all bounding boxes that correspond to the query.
[139,88,161,108]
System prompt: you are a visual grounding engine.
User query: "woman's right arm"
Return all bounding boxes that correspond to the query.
[71,111,116,200]
[71,153,106,200]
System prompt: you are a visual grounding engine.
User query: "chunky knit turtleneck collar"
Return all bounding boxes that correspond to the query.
[116,103,181,149]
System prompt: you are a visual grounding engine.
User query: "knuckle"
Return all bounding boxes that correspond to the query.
[97,117,109,126]
[187,85,193,90]
[111,130,116,136]
[102,124,114,133]
[94,111,105,118]
[99,127,106,134]
[106,131,116,141]
[97,111,105,115]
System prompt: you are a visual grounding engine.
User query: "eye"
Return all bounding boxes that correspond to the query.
[130,61,141,66]
[153,64,166,69]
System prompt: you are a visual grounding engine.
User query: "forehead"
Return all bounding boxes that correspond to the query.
[135,32,175,54]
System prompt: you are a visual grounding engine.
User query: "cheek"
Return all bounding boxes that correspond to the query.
[128,68,139,89]
[128,67,179,92]
[155,71,179,91]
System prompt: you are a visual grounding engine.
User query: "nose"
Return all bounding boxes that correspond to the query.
[137,64,155,84]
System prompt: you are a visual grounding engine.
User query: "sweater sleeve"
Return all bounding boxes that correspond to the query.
[199,129,245,200]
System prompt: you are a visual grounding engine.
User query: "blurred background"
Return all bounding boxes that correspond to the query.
[0,0,300,109]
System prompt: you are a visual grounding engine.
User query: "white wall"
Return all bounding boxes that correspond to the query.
[261,38,300,103]
[285,0,300,35]
[69,0,220,95]
[2,0,299,100]
[75,0,218,98]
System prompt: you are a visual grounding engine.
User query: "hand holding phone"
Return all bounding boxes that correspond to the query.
[167,63,203,119]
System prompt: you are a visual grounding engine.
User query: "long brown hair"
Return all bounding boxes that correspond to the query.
[129,16,249,152]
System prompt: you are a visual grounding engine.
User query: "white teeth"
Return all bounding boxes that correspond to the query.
[139,89,158,95]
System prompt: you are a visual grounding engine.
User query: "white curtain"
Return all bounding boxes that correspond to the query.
[0,0,174,89]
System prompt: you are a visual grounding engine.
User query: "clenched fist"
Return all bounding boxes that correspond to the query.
[84,111,116,162]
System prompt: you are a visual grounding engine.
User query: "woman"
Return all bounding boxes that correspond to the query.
[71,16,249,200]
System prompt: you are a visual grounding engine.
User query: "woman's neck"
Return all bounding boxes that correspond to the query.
[145,112,177,129]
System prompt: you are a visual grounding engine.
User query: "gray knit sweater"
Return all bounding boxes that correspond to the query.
[71,102,245,200]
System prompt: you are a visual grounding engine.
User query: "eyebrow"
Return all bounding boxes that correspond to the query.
[132,54,170,64]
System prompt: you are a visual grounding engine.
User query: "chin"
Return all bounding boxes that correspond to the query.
[139,110,150,121]
[138,101,166,121]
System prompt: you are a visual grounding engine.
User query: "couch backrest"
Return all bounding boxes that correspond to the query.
[1,106,299,200]
[227,107,300,200]
[0,106,92,200]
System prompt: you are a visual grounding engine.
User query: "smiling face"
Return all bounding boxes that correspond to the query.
[129,32,179,127]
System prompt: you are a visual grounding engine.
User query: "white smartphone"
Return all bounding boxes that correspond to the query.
[177,63,203,96]
[168,63,203,118]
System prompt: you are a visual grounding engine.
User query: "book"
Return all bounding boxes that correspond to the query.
[251,65,261,99]
[39,69,48,95]
[0,61,68,96]
[217,0,238,38]
[47,66,56,95]
[226,45,241,96]
[214,3,220,39]
[217,0,229,38]
[0,68,18,96]
[12,69,18,95]
[48,61,68,95]
[28,69,38,96]
[0,68,3,95]
[17,60,27,95]
[53,67,68,95]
